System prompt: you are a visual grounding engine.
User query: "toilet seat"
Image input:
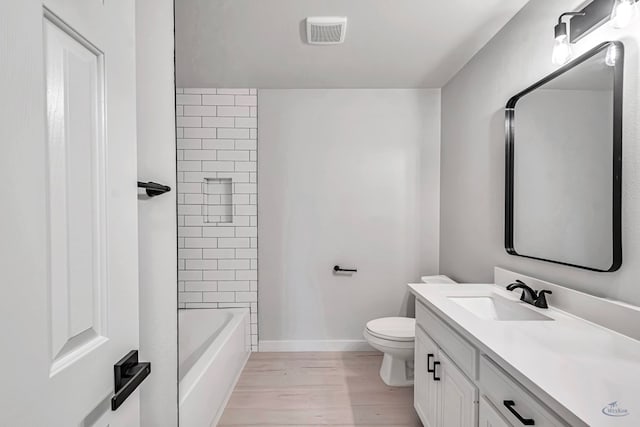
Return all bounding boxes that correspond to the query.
[363,329,415,351]
[365,317,415,342]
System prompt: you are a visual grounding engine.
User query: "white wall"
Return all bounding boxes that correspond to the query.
[258,89,440,349]
[440,0,640,305]
[135,0,178,425]
[176,88,259,351]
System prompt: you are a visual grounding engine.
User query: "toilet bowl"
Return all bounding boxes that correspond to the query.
[363,317,416,387]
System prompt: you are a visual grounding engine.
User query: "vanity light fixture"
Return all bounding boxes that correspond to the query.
[552,13,584,66]
[612,0,638,28]
[553,0,638,65]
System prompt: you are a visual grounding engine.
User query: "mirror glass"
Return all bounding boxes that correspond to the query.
[505,42,622,272]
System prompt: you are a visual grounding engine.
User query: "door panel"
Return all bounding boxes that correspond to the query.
[414,326,428,422]
[414,326,439,427]
[44,11,108,375]
[438,350,478,427]
[1,0,140,425]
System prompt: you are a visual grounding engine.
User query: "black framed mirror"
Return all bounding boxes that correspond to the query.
[505,41,623,272]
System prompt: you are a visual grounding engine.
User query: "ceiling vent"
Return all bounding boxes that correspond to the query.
[306,17,348,45]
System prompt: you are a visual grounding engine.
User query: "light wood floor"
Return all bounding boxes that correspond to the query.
[217,352,422,426]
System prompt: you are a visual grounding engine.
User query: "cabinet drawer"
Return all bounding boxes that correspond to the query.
[416,300,478,379]
[480,356,567,427]
[479,396,511,427]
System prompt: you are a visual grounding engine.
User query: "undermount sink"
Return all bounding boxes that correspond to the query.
[449,295,553,321]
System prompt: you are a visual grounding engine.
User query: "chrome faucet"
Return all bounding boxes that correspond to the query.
[506,280,553,308]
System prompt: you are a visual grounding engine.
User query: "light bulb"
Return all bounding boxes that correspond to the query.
[552,35,572,65]
[605,44,618,66]
[612,0,637,28]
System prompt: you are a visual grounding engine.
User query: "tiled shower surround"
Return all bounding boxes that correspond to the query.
[176,88,258,350]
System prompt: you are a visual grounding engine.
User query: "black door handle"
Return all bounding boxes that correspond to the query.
[503,400,535,425]
[427,354,435,373]
[432,361,441,381]
[333,265,357,273]
[138,181,171,197]
[111,350,151,410]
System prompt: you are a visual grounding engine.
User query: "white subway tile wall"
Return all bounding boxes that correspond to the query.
[176,88,258,350]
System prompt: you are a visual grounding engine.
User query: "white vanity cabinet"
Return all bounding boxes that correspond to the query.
[415,300,568,427]
[414,325,478,427]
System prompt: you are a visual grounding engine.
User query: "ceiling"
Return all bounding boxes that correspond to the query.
[175,0,531,89]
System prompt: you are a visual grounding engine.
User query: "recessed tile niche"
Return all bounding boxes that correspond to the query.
[203,177,233,224]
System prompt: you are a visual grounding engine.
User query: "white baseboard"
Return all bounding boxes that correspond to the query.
[259,339,374,352]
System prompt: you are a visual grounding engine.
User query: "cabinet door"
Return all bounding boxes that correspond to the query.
[438,350,478,427]
[415,326,439,427]
[479,396,512,427]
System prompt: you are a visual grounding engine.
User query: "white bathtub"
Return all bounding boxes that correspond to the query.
[179,308,250,427]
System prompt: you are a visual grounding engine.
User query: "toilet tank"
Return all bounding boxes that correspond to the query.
[421,275,457,284]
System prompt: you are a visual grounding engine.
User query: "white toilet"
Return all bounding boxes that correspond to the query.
[364,275,456,387]
[364,317,416,386]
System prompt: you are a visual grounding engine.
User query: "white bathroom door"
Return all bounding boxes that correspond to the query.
[0,1,141,426]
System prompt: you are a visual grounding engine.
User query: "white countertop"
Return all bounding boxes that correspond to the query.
[409,283,640,426]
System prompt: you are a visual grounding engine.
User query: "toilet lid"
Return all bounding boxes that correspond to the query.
[366,317,415,342]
